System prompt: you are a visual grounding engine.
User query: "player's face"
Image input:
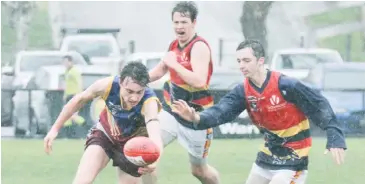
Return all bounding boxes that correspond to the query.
[172,11,196,43]
[119,77,145,108]
[236,47,264,78]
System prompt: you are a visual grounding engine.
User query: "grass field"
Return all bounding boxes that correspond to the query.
[2,138,365,184]
[305,5,365,61]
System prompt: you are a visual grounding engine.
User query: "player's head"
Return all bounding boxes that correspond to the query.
[236,39,266,78]
[171,1,198,43]
[119,62,150,107]
[63,55,73,69]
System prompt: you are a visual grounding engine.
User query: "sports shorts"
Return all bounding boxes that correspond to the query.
[248,163,308,184]
[158,109,213,165]
[85,128,146,177]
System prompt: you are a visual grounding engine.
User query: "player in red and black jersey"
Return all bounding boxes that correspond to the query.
[146,1,220,184]
[172,39,346,184]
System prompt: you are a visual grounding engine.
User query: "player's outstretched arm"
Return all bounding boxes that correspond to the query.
[142,99,163,154]
[281,76,346,164]
[149,60,168,82]
[139,98,163,174]
[164,42,210,88]
[172,84,247,130]
[50,77,109,132]
[44,77,110,154]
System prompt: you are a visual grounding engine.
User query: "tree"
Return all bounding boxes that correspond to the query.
[240,1,273,54]
[2,1,35,52]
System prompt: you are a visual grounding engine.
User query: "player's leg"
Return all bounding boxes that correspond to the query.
[189,156,220,184]
[112,135,152,184]
[269,170,308,184]
[72,130,110,184]
[116,168,141,184]
[141,110,178,184]
[179,125,219,184]
[244,163,271,184]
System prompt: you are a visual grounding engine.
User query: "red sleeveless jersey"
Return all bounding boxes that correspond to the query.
[163,35,214,109]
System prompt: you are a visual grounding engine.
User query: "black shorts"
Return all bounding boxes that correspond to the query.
[85,128,142,177]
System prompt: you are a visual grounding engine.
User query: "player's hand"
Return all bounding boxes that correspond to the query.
[162,51,179,69]
[138,162,157,175]
[171,99,198,123]
[44,130,58,155]
[324,148,345,165]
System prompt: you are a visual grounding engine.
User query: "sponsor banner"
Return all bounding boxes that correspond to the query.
[213,121,262,139]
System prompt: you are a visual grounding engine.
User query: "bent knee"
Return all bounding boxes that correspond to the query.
[191,164,209,178]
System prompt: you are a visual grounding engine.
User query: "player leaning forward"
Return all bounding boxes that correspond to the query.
[172,39,347,184]
[44,62,163,184]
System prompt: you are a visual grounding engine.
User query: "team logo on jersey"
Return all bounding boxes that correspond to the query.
[107,101,123,115]
[268,95,286,111]
[269,95,280,105]
[247,96,258,111]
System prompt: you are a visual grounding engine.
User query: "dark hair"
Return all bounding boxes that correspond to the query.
[172,1,198,22]
[236,39,266,59]
[120,62,150,87]
[63,55,73,62]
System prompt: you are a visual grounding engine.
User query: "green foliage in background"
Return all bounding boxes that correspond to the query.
[1,2,52,64]
[306,6,365,62]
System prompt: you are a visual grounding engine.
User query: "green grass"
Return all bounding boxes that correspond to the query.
[2,138,365,184]
[306,6,362,28]
[1,2,52,64]
[305,5,365,62]
[318,31,365,62]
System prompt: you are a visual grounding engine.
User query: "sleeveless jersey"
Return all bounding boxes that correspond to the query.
[162,34,214,127]
[98,76,161,143]
[244,71,312,171]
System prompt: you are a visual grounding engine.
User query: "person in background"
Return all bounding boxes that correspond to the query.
[63,55,85,127]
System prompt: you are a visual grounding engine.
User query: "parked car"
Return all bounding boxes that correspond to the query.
[303,62,365,134]
[60,33,123,75]
[13,64,111,136]
[9,50,88,89]
[269,48,344,80]
[10,51,89,136]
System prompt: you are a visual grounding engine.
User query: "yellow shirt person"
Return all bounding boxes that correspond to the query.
[64,66,82,97]
[63,55,85,127]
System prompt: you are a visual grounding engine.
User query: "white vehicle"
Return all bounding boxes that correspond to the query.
[125,52,168,89]
[10,50,88,89]
[13,64,111,136]
[60,33,123,75]
[9,51,88,136]
[269,48,344,79]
